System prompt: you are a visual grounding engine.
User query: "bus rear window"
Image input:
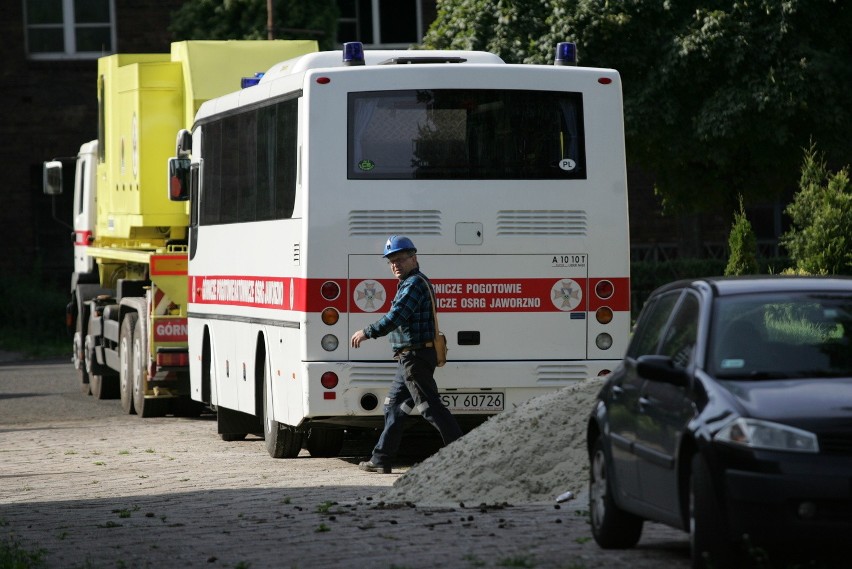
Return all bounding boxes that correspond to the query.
[348,89,585,180]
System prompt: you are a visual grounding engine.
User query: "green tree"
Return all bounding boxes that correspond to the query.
[423,0,852,214]
[781,144,852,275]
[724,196,758,276]
[169,0,339,50]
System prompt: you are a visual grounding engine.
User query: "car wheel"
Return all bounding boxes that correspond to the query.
[690,453,737,569]
[589,436,643,548]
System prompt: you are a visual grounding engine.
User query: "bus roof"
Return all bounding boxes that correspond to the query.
[259,49,506,83]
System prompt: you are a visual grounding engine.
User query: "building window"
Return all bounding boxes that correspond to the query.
[337,0,424,48]
[24,0,116,60]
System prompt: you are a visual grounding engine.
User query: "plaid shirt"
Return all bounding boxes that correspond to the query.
[363,268,436,351]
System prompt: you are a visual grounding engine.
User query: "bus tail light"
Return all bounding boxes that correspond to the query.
[321,281,340,300]
[595,280,614,300]
[595,333,613,350]
[321,334,339,351]
[321,372,338,389]
[321,307,339,325]
[596,307,613,325]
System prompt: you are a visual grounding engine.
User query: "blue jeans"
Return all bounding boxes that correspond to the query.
[370,348,462,466]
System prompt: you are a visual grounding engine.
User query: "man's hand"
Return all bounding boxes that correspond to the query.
[350,330,368,348]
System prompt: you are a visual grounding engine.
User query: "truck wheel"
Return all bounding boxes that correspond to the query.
[73,299,91,395]
[262,363,301,458]
[90,373,119,400]
[132,316,165,418]
[306,428,344,458]
[119,313,138,414]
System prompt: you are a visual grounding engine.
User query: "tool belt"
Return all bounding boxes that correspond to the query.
[395,341,434,355]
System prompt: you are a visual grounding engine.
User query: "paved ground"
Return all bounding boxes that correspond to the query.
[0,360,692,569]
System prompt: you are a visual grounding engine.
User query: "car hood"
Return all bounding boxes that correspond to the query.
[718,377,852,429]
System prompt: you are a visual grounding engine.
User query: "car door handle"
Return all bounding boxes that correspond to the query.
[638,396,651,410]
[611,385,624,400]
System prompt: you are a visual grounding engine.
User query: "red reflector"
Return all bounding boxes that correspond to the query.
[316,77,331,84]
[323,392,336,400]
[598,77,613,85]
[156,352,189,367]
[320,371,339,389]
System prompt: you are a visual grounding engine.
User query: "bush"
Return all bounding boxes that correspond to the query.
[781,144,852,275]
[724,196,758,276]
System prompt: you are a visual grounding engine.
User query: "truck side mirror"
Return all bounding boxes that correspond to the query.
[168,157,191,201]
[43,161,64,195]
[175,129,192,156]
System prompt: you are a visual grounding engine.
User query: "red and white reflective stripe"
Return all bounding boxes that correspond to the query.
[189,275,630,313]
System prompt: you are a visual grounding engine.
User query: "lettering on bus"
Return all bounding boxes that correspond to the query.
[196,277,288,309]
[354,278,586,313]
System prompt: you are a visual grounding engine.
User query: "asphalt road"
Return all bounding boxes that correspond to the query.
[0,359,692,569]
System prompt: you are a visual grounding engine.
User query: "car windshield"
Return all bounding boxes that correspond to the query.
[709,291,852,379]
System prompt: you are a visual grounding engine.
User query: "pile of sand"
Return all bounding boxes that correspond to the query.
[378,378,604,506]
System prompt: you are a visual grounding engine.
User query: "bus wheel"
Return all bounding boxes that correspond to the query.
[119,313,138,414]
[90,373,119,400]
[306,428,344,458]
[262,365,301,458]
[132,316,165,418]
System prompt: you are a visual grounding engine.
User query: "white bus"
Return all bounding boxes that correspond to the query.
[170,42,630,458]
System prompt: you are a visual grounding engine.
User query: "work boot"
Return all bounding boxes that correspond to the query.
[358,460,391,474]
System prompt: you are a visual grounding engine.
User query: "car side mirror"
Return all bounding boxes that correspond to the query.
[636,355,689,386]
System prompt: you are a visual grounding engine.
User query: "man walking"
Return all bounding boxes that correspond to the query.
[350,235,462,473]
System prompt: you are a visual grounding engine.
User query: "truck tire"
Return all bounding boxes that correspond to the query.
[119,313,138,414]
[132,316,166,418]
[73,298,91,396]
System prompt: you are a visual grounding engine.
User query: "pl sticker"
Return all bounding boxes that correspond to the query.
[358,159,375,171]
[551,278,582,311]
[354,280,386,312]
[558,158,576,171]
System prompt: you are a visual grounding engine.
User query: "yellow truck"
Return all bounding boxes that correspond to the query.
[43,40,316,416]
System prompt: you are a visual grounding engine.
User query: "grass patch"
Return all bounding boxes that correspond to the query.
[0,535,46,569]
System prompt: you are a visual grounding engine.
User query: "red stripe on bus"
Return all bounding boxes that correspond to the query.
[190,275,629,313]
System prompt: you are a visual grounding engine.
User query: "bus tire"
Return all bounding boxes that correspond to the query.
[306,428,344,458]
[90,373,119,400]
[119,313,138,414]
[262,365,301,458]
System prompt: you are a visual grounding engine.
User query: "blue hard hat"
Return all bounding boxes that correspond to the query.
[383,235,417,257]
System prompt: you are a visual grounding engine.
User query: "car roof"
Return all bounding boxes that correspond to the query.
[651,275,852,298]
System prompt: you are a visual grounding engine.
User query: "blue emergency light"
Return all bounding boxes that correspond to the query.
[343,42,365,66]
[554,42,578,66]
[241,72,265,88]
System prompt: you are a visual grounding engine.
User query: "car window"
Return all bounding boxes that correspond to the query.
[710,291,852,378]
[659,292,699,368]
[627,291,682,359]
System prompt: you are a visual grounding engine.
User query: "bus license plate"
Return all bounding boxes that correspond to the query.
[439,392,504,413]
